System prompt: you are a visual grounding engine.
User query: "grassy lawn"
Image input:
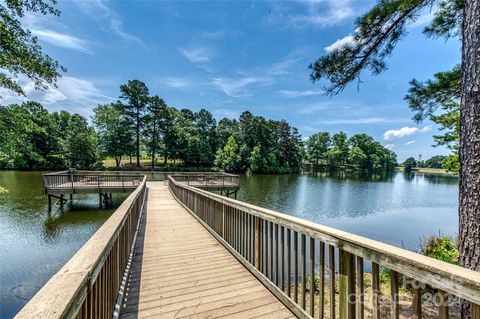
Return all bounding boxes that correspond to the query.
[396,167,456,175]
[102,157,181,168]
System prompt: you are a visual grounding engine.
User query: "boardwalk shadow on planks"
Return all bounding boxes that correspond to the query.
[119,189,148,319]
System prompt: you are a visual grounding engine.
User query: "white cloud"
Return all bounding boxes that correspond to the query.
[288,0,355,28]
[212,77,272,98]
[324,35,355,52]
[72,0,143,44]
[383,126,431,141]
[1,76,113,116]
[32,29,93,54]
[162,77,193,88]
[385,144,395,150]
[180,47,211,63]
[267,57,300,75]
[278,89,323,98]
[406,140,416,145]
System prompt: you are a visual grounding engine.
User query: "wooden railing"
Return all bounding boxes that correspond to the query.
[43,172,143,191]
[168,176,480,319]
[169,173,240,187]
[15,175,147,319]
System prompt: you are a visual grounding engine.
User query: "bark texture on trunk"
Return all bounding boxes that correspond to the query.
[459,0,480,317]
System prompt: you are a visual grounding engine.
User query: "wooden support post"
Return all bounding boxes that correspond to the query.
[438,290,449,319]
[372,262,381,319]
[391,270,400,319]
[471,303,480,319]
[339,249,355,319]
[69,194,73,201]
[48,194,52,212]
[60,194,64,210]
[356,256,364,319]
[99,193,102,208]
[412,285,422,319]
[329,245,336,319]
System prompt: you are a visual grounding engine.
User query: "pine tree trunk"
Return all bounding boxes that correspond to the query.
[459,0,480,317]
[136,108,141,168]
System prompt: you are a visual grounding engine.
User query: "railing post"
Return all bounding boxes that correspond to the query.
[339,249,355,319]
[255,217,260,269]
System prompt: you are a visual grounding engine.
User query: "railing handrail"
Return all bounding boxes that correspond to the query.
[168,176,480,304]
[15,175,147,319]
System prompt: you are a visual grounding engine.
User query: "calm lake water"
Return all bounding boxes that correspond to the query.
[237,172,459,250]
[0,171,128,318]
[0,170,458,318]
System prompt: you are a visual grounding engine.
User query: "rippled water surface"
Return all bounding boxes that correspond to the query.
[0,171,129,318]
[0,171,458,318]
[237,172,458,250]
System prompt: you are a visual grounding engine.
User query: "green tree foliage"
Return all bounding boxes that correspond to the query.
[403,156,417,172]
[143,96,167,168]
[420,235,460,265]
[0,0,64,96]
[119,80,149,167]
[63,114,98,169]
[93,103,131,169]
[418,155,447,168]
[305,132,397,171]
[306,132,331,164]
[214,135,240,172]
[0,102,97,169]
[212,111,303,174]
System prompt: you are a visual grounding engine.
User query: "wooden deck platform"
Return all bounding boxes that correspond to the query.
[119,183,294,319]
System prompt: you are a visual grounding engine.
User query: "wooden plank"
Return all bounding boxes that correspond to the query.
[119,185,295,319]
[168,177,480,305]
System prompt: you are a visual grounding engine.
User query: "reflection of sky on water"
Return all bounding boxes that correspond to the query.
[238,172,458,250]
[0,171,129,318]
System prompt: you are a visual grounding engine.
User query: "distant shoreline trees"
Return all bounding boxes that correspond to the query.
[305,131,397,171]
[1,80,397,173]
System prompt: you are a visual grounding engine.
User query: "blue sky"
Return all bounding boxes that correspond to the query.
[2,0,460,161]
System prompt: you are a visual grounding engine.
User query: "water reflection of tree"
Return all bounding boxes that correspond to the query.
[307,170,395,183]
[421,174,459,185]
[43,209,110,240]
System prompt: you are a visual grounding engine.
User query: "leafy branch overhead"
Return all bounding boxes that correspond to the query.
[309,0,462,95]
[0,0,64,97]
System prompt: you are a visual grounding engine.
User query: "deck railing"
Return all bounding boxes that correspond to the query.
[168,176,480,319]
[169,173,240,187]
[43,172,144,191]
[15,175,147,319]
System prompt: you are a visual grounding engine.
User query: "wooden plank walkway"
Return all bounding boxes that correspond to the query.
[119,183,294,319]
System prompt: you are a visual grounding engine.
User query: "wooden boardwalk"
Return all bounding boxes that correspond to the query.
[119,183,294,319]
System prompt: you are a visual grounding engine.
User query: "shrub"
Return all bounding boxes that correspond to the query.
[420,234,459,265]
